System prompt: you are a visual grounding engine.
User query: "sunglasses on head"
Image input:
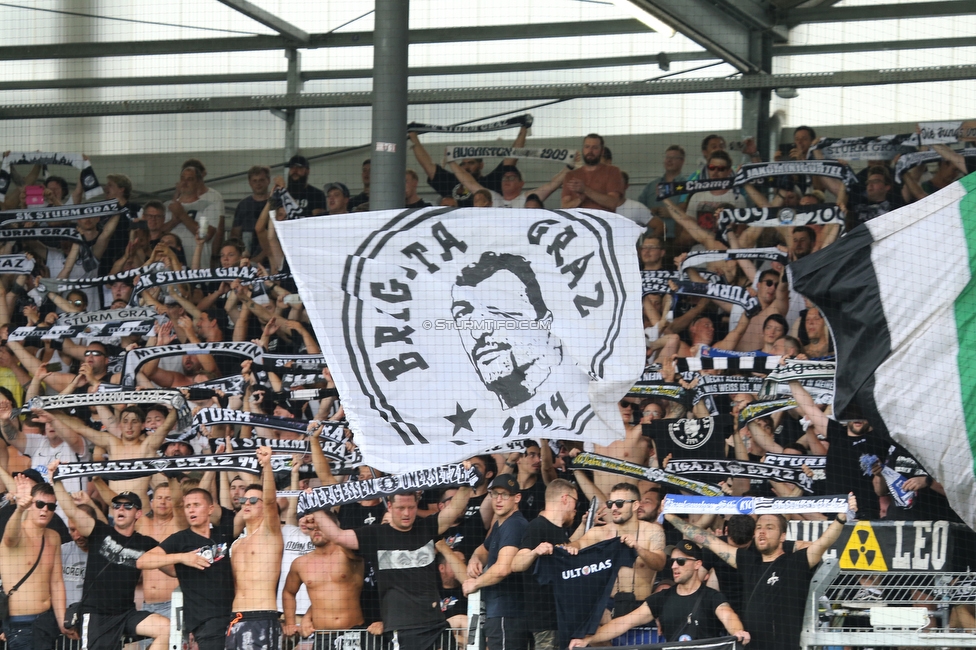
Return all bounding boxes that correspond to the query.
[707,164,729,172]
[35,501,57,512]
[672,557,694,566]
[606,499,636,509]
[112,502,135,510]
[241,496,261,505]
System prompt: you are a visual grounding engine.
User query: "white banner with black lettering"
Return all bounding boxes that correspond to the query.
[0,254,34,275]
[229,436,361,467]
[276,207,645,473]
[444,146,576,166]
[717,204,843,231]
[809,135,915,161]
[916,120,976,145]
[192,407,347,441]
[59,306,158,327]
[0,152,101,202]
[297,463,480,515]
[758,360,836,399]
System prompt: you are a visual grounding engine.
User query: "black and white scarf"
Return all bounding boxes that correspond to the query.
[0,152,101,202]
[733,160,858,188]
[8,324,86,343]
[407,114,531,134]
[241,272,292,285]
[917,121,976,145]
[0,226,89,249]
[758,360,836,398]
[672,280,761,316]
[641,269,722,296]
[444,146,575,166]
[661,494,849,516]
[809,135,916,161]
[52,453,265,482]
[59,306,158,327]
[230,436,361,467]
[656,177,734,200]
[894,148,976,184]
[570,452,724,497]
[764,453,826,482]
[42,263,163,294]
[280,371,328,389]
[625,382,688,402]
[120,342,264,388]
[257,354,326,371]
[665,457,814,493]
[289,387,339,401]
[679,247,787,272]
[191,407,347,442]
[717,204,843,231]
[298,463,480,515]
[0,199,122,228]
[692,375,764,404]
[271,187,302,221]
[676,350,780,373]
[132,266,257,298]
[736,397,798,427]
[0,254,34,275]
[186,375,247,397]
[23,389,191,430]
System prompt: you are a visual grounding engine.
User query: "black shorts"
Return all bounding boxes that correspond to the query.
[312,628,370,650]
[483,617,529,650]
[81,609,152,650]
[391,623,448,650]
[225,610,281,650]
[192,616,231,650]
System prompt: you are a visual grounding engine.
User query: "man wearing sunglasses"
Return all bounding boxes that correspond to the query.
[50,467,170,650]
[0,476,72,650]
[571,484,667,624]
[569,540,749,647]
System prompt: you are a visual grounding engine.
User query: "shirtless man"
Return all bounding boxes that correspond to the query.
[137,488,234,650]
[0,477,70,650]
[592,402,649,496]
[45,406,177,504]
[226,446,284,650]
[136,483,184,627]
[572,483,666,618]
[284,510,364,639]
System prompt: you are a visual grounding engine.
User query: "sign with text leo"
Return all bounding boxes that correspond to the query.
[277,207,644,472]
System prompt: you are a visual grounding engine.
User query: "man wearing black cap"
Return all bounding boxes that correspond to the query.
[283,155,326,218]
[569,541,750,647]
[51,465,171,650]
[463,474,530,650]
[324,183,350,216]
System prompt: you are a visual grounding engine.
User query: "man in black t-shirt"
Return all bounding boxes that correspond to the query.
[666,495,857,650]
[137,488,234,650]
[280,155,326,218]
[569,540,749,647]
[512,479,579,650]
[874,442,960,522]
[52,473,168,650]
[315,479,476,650]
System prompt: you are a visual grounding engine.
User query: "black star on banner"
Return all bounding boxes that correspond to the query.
[444,403,477,437]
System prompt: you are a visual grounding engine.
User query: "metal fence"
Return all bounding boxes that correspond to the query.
[801,558,976,649]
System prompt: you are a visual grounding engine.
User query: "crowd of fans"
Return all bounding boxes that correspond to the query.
[0,124,974,650]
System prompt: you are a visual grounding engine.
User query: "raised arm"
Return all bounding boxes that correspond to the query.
[256,446,281,535]
[788,379,829,439]
[806,493,856,567]
[141,408,179,456]
[530,166,571,203]
[663,511,739,568]
[49,461,95,537]
[311,508,358,550]
[663,199,727,251]
[408,132,439,181]
[45,409,117,451]
[447,162,486,196]
[501,125,528,167]
[932,143,969,175]
[437,484,473,535]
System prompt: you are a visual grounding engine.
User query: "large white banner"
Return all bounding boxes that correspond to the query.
[277,207,644,472]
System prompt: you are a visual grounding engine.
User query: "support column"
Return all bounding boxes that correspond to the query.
[370,0,410,211]
[284,48,302,160]
[740,31,773,158]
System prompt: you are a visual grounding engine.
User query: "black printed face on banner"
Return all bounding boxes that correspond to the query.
[644,415,732,462]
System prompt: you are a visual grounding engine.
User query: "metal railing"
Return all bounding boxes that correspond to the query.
[800,558,976,649]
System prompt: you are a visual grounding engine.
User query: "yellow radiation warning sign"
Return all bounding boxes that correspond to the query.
[840,521,888,571]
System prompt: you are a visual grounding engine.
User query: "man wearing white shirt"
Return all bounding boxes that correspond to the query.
[165,166,219,269]
[448,163,568,209]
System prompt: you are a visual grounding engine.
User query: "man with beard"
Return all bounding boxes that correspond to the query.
[666,495,856,650]
[790,379,884,519]
[284,511,364,641]
[569,541,749,647]
[572,484,666,622]
[281,155,326,218]
[561,134,624,212]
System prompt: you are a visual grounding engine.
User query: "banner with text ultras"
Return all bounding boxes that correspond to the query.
[277,207,645,473]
